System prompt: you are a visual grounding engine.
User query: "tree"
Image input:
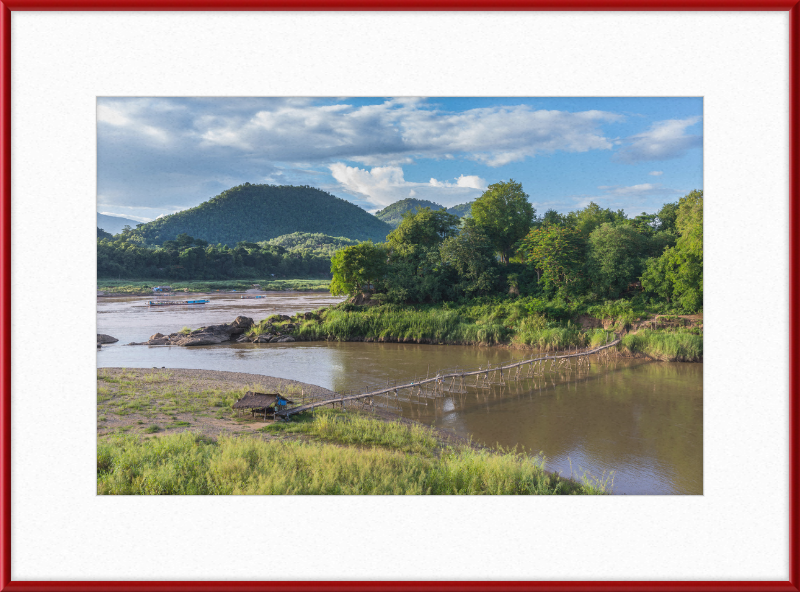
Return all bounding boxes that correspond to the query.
[439,220,498,297]
[539,209,567,227]
[641,190,703,311]
[516,224,586,292]
[586,223,647,298]
[329,241,388,296]
[386,207,460,250]
[565,202,626,236]
[471,180,535,264]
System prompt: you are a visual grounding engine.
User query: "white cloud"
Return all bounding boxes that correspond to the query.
[597,183,660,197]
[329,164,486,208]
[649,171,664,176]
[97,101,170,143]
[197,101,621,168]
[615,117,702,163]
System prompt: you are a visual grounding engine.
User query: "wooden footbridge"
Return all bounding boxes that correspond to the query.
[275,338,621,419]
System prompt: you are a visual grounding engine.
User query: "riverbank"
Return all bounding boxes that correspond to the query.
[97,278,331,295]
[273,301,703,362]
[97,368,610,494]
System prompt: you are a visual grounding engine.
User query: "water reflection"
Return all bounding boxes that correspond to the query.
[97,294,702,495]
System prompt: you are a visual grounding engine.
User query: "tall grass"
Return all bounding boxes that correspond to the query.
[263,410,439,454]
[619,329,703,362]
[295,306,587,349]
[510,315,585,350]
[295,307,508,345]
[97,431,608,495]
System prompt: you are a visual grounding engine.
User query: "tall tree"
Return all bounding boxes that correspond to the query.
[439,219,498,297]
[641,190,703,311]
[516,224,586,292]
[586,223,647,298]
[386,207,460,250]
[329,241,388,296]
[471,180,536,264]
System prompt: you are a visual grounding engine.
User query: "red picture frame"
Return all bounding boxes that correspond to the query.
[1,2,798,591]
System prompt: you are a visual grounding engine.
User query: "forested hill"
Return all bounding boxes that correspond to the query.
[129,184,393,246]
[447,202,473,218]
[374,198,446,228]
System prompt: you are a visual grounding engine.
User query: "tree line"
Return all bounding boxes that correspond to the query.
[330,180,703,312]
[97,231,347,280]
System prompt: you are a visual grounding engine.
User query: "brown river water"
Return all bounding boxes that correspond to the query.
[97,292,703,495]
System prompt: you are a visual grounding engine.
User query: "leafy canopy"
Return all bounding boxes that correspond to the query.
[471,180,536,264]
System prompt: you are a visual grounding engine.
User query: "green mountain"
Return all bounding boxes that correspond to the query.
[97,213,141,235]
[129,184,392,246]
[374,198,446,228]
[447,202,473,218]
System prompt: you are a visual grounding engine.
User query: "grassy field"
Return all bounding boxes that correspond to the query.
[96,369,612,494]
[96,368,325,438]
[97,409,611,495]
[97,278,331,294]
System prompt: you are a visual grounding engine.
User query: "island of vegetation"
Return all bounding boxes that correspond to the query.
[282,181,704,362]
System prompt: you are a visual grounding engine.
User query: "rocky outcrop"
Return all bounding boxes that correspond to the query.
[129,316,254,346]
[97,334,118,344]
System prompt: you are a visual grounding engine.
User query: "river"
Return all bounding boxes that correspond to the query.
[97,291,703,495]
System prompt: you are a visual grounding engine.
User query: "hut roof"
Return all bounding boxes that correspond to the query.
[232,391,294,409]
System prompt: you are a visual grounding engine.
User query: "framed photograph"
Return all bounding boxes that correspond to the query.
[2,2,798,590]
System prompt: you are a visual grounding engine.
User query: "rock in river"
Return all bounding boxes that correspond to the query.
[130,316,255,347]
[97,334,119,344]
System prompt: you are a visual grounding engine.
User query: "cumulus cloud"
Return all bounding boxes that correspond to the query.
[615,117,702,163]
[329,164,486,208]
[194,101,621,167]
[649,171,664,176]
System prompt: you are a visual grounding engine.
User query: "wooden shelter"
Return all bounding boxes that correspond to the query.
[232,391,295,419]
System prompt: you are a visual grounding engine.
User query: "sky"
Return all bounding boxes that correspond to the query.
[97,97,703,223]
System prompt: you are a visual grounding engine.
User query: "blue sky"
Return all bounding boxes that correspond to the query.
[97,97,702,223]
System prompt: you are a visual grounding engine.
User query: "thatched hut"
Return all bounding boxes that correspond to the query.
[232,391,295,419]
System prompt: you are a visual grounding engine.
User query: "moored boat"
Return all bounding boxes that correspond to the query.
[148,299,210,306]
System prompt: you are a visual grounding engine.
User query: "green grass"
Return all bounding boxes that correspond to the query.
[618,329,703,362]
[97,429,609,495]
[296,304,588,349]
[97,278,331,294]
[262,409,439,455]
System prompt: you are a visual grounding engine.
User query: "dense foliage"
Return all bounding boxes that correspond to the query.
[125,184,392,245]
[331,184,703,313]
[265,232,359,258]
[98,231,350,280]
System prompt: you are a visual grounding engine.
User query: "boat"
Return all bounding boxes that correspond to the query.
[240,295,265,299]
[148,299,210,306]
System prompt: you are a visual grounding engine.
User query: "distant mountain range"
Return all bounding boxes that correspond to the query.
[127,184,393,246]
[97,213,141,235]
[374,198,474,228]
